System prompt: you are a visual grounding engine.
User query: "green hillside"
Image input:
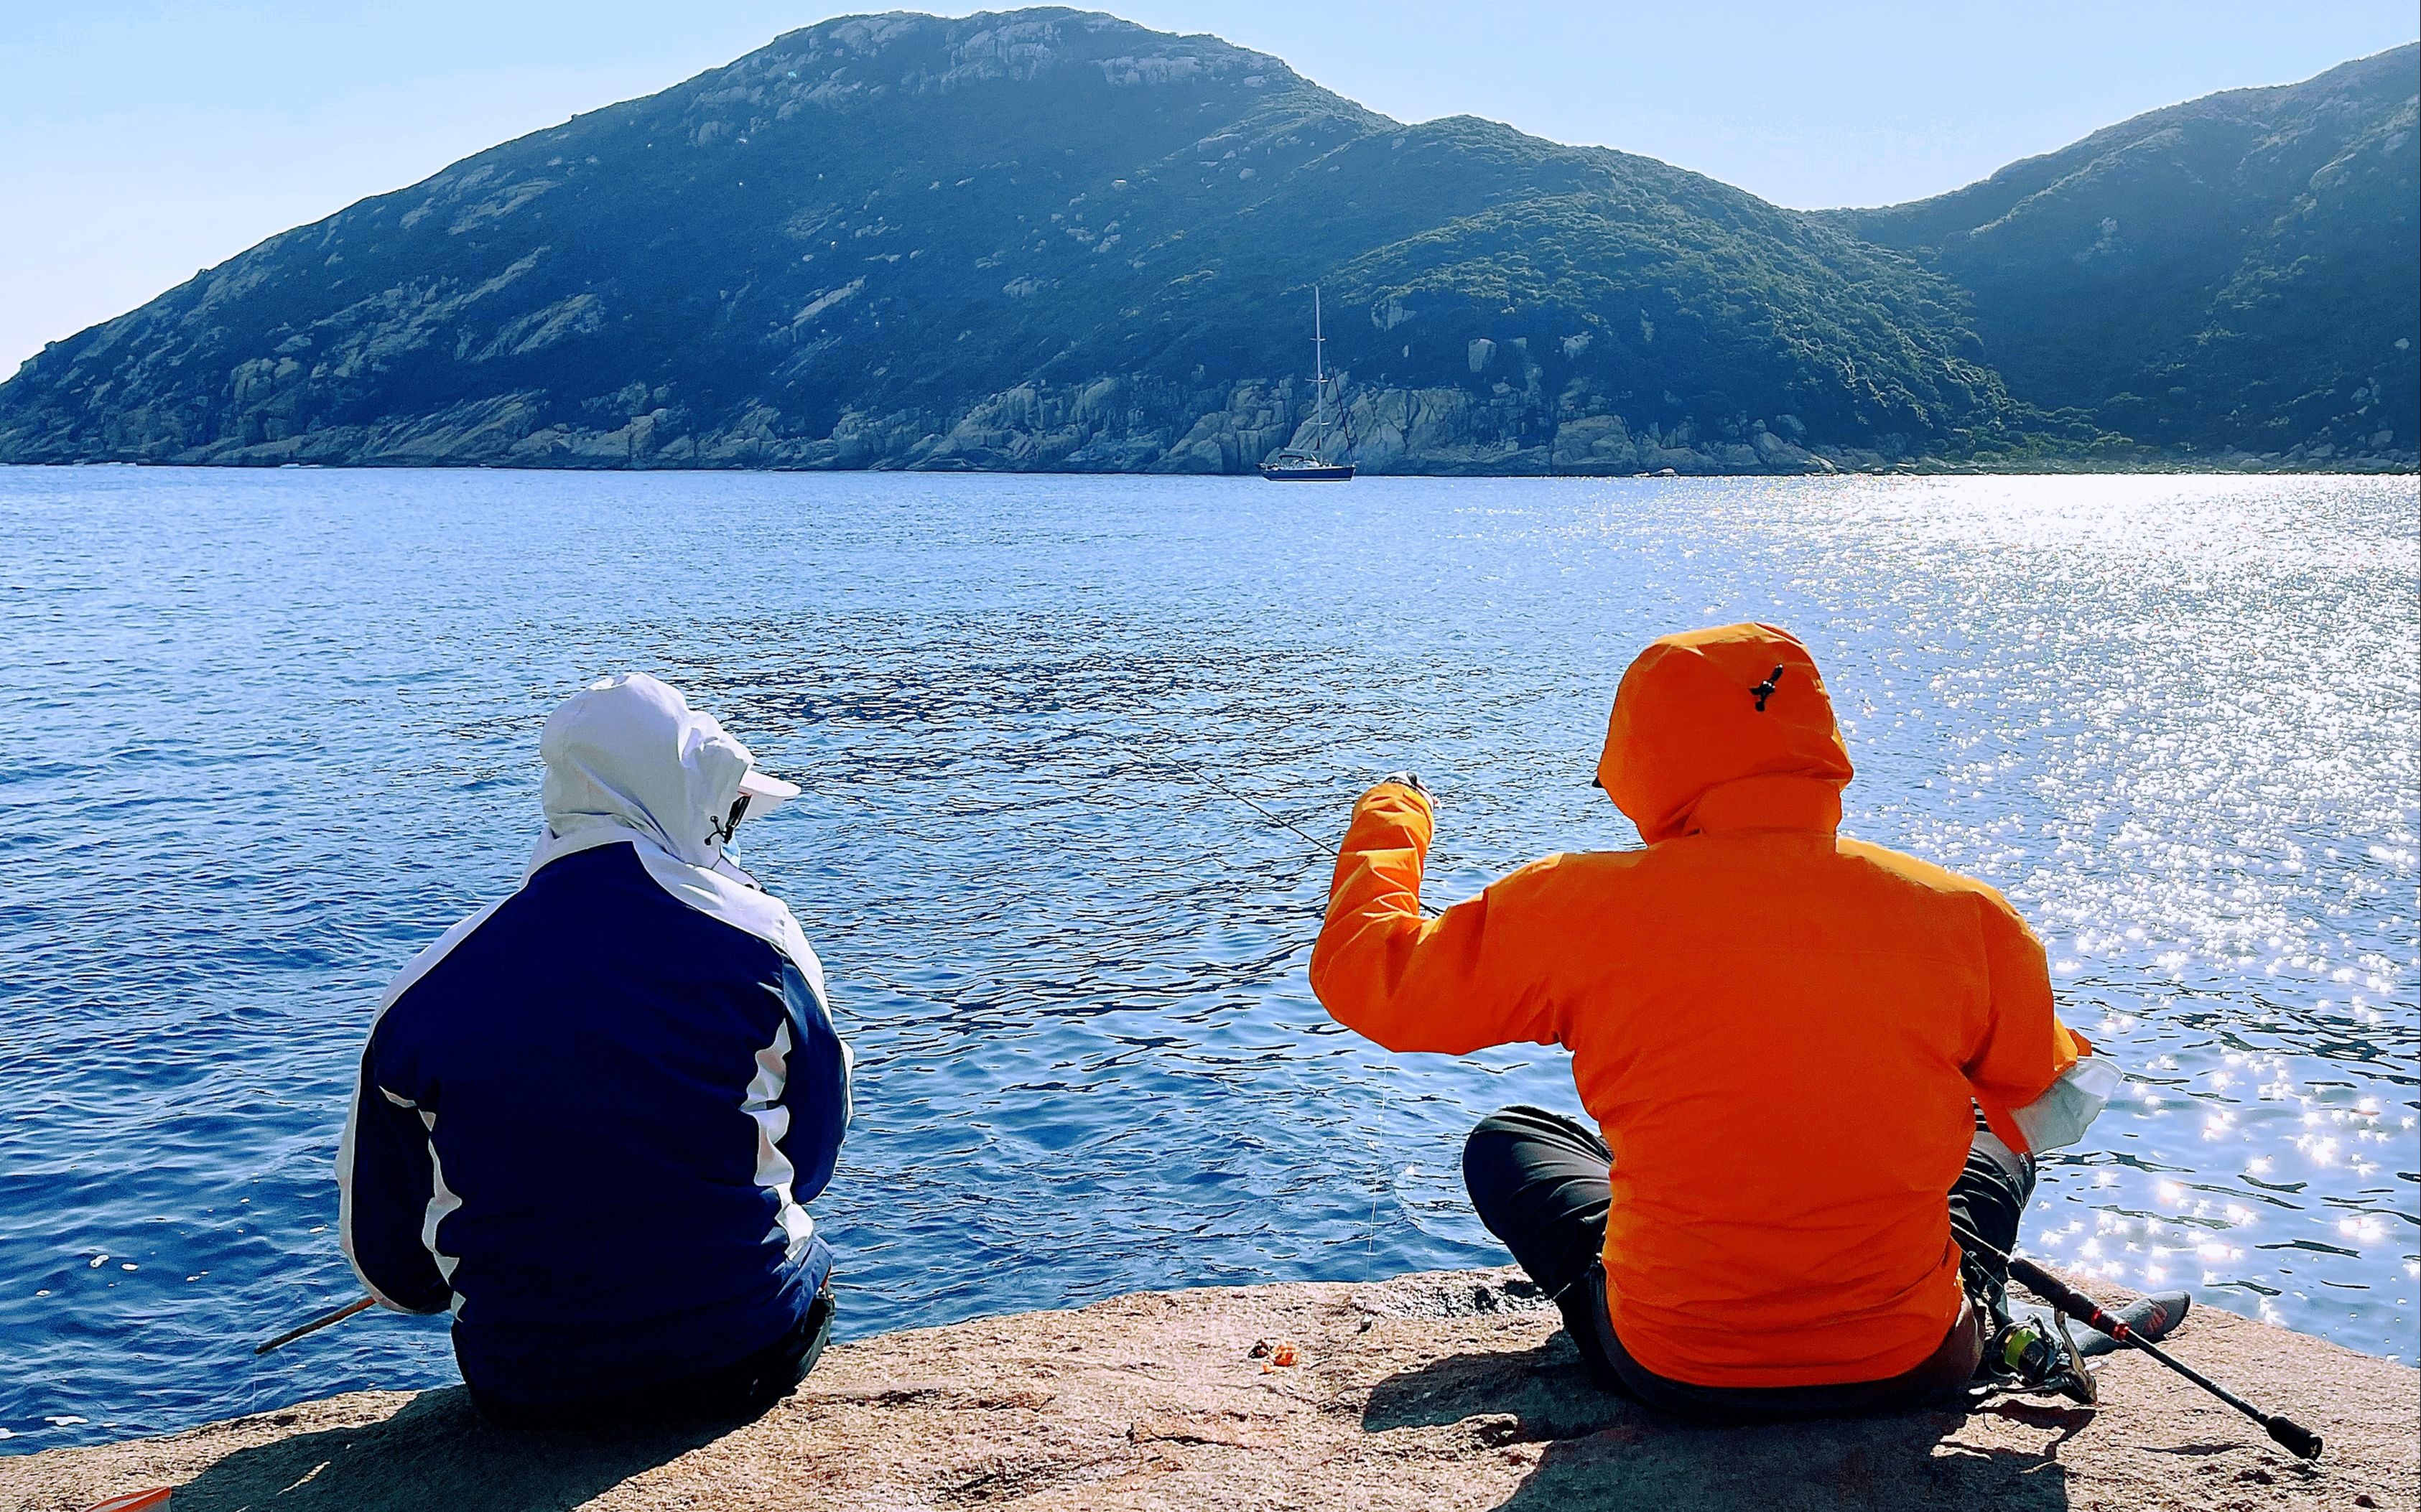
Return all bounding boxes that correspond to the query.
[0,11,2410,472]
[1828,45,2417,465]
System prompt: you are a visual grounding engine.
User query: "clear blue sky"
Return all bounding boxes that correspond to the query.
[4,1,2415,377]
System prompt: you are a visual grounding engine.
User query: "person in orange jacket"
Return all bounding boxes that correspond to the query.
[1310,622,2126,1420]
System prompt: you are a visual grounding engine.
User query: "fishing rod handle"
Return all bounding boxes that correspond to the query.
[2005,1258,2127,1340]
[2265,1415,2324,1460]
[2007,1258,2231,1399]
[2012,1258,2231,1394]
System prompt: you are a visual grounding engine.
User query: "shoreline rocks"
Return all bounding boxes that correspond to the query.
[4,363,2407,476]
[4,1266,2413,1511]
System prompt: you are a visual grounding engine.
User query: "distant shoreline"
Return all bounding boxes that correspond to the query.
[6,458,2414,477]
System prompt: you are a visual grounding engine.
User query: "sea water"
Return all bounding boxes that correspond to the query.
[0,467,2413,1450]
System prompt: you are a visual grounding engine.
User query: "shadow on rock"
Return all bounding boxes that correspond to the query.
[165,1389,728,1512]
[1366,1335,2071,1511]
[1365,1330,1627,1441]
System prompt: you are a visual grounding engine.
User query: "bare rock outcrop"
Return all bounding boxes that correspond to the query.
[3,1266,2412,1511]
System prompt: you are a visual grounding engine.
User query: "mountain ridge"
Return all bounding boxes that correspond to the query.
[0,11,2410,473]
[1824,45,2418,462]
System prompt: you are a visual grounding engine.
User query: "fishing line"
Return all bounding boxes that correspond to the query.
[258,742,1449,1358]
[1092,732,1443,920]
[1100,736,1342,864]
[1087,730,1442,1274]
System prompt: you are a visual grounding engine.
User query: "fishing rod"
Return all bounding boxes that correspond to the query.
[254,1294,375,1355]
[1098,735,1443,919]
[1950,1218,2322,1460]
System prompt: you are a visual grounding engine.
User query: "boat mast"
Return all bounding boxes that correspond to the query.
[1312,285,1326,457]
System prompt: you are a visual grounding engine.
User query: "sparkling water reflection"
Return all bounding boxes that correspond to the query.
[0,467,2413,1450]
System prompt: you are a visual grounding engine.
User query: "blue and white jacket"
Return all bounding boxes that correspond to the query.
[338,675,851,1407]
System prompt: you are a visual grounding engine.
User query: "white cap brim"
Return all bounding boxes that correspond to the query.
[737,767,799,816]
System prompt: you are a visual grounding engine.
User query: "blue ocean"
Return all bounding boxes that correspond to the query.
[1,467,2413,1451]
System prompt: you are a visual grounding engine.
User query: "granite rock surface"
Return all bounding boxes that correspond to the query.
[4,1266,2412,1511]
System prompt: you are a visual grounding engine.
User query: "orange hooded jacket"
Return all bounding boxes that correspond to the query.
[1309,623,2100,1388]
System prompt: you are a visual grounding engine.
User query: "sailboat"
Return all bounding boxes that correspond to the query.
[1259,285,1355,481]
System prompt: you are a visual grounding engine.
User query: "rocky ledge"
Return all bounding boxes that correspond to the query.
[4,1267,2412,1511]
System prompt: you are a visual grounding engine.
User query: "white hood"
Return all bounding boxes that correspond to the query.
[535,673,759,871]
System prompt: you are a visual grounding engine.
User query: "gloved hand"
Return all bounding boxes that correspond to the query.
[1377,770,1430,798]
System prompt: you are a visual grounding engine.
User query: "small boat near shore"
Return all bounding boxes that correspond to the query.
[1259,452,1354,482]
[1261,286,1355,482]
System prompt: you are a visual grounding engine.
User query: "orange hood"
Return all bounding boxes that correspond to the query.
[1596,623,1854,844]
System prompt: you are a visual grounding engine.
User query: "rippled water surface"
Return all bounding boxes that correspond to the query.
[1,467,2415,1450]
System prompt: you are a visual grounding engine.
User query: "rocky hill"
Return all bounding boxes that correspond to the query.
[1828,45,2418,467]
[0,11,2412,473]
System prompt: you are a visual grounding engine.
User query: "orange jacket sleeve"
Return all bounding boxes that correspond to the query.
[1960,886,2094,1154]
[1309,783,1566,1055]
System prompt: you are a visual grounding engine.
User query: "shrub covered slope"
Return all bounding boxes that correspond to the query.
[0,12,2410,472]
[1828,45,2417,467]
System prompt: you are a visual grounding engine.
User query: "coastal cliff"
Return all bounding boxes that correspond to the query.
[0,11,2411,474]
[4,1266,2413,1511]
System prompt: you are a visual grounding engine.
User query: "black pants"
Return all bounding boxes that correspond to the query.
[1463,1106,2030,1422]
[469,1286,837,1429]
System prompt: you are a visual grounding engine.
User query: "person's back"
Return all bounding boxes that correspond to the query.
[1528,830,2072,1382]
[1311,622,2122,1413]
[339,673,850,1423]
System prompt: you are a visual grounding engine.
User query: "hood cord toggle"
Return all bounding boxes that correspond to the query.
[705,793,752,847]
[1751,664,1787,711]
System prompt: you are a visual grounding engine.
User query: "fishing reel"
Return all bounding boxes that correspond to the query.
[1979,1309,2098,1406]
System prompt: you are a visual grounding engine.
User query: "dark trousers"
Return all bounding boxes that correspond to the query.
[1463,1106,2029,1422]
[469,1286,837,1429]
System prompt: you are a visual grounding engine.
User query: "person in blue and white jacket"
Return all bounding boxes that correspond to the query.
[338,673,851,1426]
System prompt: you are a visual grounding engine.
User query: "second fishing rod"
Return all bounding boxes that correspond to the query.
[1952,1215,2323,1460]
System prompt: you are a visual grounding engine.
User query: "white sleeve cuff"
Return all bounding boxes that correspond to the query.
[2012,1053,2124,1153]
